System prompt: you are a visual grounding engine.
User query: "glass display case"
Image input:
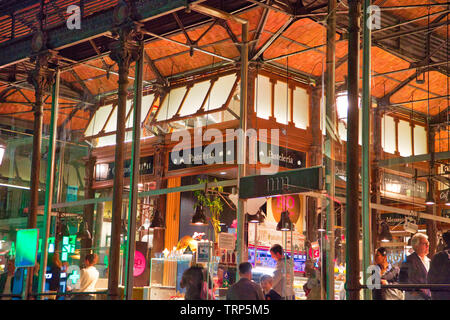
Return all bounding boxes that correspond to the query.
[149,255,192,300]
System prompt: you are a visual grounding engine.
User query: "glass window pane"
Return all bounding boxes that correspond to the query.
[414,125,427,155]
[382,115,396,154]
[84,104,113,136]
[206,74,236,111]
[255,75,271,120]
[156,87,187,121]
[179,81,210,117]
[274,80,288,125]
[398,120,412,157]
[293,87,309,129]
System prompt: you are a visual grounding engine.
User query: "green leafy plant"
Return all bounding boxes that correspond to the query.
[193,178,224,241]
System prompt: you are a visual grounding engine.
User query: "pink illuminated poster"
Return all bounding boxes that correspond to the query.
[133,250,146,276]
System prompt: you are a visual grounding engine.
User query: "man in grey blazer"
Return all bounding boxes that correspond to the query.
[399,233,431,300]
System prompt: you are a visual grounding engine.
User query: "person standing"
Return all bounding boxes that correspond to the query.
[270,244,295,300]
[371,247,403,300]
[72,253,99,300]
[180,265,204,300]
[226,262,264,300]
[0,259,15,300]
[260,275,281,300]
[399,233,431,300]
[427,231,450,300]
[303,260,322,300]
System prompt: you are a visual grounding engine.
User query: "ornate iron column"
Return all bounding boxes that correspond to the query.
[371,106,382,251]
[346,0,362,300]
[426,126,437,257]
[27,51,56,229]
[107,15,140,299]
[325,0,337,300]
[26,50,56,300]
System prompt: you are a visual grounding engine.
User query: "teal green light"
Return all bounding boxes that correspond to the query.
[15,229,39,268]
[69,270,80,285]
[61,236,69,262]
[8,242,15,258]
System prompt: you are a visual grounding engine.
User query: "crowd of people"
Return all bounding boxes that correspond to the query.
[363,231,450,300]
[180,231,450,301]
[1,231,449,300]
[181,244,298,300]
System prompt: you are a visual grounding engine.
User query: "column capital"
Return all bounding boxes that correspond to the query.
[27,51,58,106]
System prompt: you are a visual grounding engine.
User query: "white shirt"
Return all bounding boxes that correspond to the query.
[76,266,99,295]
[272,258,295,298]
[419,255,431,272]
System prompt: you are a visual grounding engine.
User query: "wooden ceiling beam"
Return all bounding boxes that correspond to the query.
[252,16,297,61]
[143,51,167,86]
[250,0,273,56]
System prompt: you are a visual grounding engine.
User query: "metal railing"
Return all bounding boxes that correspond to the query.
[0,290,108,300]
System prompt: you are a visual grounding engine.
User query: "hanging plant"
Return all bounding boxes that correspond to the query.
[193,178,224,241]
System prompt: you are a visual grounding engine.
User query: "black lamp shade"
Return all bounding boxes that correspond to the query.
[219,222,228,233]
[150,209,165,229]
[379,221,393,242]
[276,210,293,231]
[425,191,435,205]
[191,205,207,225]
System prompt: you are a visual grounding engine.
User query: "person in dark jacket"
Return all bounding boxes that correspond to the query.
[399,233,431,300]
[226,262,264,300]
[427,231,450,300]
[372,247,402,300]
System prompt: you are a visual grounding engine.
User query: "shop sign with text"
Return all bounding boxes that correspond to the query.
[95,156,154,181]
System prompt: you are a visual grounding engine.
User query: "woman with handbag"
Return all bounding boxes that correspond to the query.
[372,247,404,300]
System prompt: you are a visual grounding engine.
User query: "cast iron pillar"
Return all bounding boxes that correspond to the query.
[26,50,56,300]
[426,126,437,257]
[325,0,337,300]
[107,24,140,300]
[371,106,382,251]
[152,137,167,257]
[346,0,362,300]
[124,41,144,300]
[81,154,96,263]
[307,88,323,246]
[26,51,55,229]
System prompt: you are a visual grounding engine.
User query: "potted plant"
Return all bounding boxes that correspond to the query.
[193,178,224,242]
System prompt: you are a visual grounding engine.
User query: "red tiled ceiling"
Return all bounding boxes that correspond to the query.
[226,7,264,41]
[283,18,327,48]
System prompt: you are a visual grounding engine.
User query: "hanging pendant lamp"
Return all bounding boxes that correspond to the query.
[379,221,393,243]
[191,205,207,225]
[425,180,435,205]
[150,209,165,229]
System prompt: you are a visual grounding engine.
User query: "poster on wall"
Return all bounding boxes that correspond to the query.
[218,233,235,251]
[196,242,210,263]
[134,241,151,287]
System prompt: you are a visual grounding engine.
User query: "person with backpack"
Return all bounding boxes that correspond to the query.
[428,231,450,300]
